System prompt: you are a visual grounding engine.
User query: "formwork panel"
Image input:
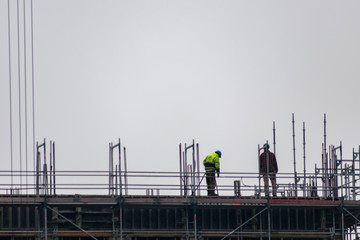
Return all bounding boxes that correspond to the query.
[0,207,3,228]
[0,195,358,239]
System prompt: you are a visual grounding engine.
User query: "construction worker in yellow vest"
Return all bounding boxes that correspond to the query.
[203,151,221,196]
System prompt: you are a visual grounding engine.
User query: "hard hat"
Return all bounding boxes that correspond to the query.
[215,150,222,158]
[263,143,270,150]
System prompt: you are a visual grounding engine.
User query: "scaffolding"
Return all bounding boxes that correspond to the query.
[1,116,360,239]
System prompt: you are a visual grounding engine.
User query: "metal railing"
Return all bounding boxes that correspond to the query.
[1,169,359,200]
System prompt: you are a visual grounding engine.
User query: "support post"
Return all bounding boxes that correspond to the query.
[258,144,261,197]
[117,138,123,240]
[115,165,118,196]
[124,147,128,196]
[341,197,344,240]
[352,148,356,201]
[183,151,186,196]
[266,140,271,240]
[303,122,306,197]
[196,143,200,196]
[109,142,113,196]
[323,114,328,198]
[36,139,46,196]
[273,121,276,157]
[43,138,47,195]
[330,145,336,199]
[52,141,56,195]
[179,144,183,196]
[192,140,197,240]
[43,140,48,240]
[340,142,344,199]
[49,140,52,195]
[292,113,298,197]
[36,142,39,196]
[185,144,188,196]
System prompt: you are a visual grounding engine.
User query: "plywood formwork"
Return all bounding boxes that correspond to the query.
[0,195,359,239]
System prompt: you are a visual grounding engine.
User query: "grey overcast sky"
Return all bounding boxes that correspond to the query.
[1,1,360,188]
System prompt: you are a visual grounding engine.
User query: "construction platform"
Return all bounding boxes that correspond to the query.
[1,194,360,239]
[1,128,360,239]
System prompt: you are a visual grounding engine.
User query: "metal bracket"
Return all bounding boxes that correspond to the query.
[336,160,342,167]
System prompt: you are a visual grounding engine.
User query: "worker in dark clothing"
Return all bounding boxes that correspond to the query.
[259,143,278,197]
[203,151,221,196]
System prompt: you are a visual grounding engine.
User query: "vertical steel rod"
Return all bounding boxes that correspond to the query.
[7,0,14,198]
[43,139,46,195]
[292,113,297,197]
[23,0,29,198]
[44,139,48,240]
[185,144,188,196]
[109,143,113,196]
[258,144,261,197]
[273,121,276,157]
[192,140,196,196]
[183,151,186,196]
[340,142,344,199]
[36,142,39,196]
[352,148,356,200]
[358,145,360,200]
[330,145,333,199]
[324,114,328,198]
[53,141,56,195]
[179,144,183,196]
[118,138,123,240]
[192,140,197,240]
[17,0,23,195]
[303,122,306,197]
[124,147,128,196]
[196,143,200,196]
[30,0,37,205]
[49,141,52,195]
[330,145,335,200]
[115,165,118,196]
[266,140,271,240]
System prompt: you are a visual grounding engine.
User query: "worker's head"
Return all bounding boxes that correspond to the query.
[263,143,270,150]
[215,150,222,158]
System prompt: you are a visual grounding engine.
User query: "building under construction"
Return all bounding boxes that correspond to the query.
[1,116,360,240]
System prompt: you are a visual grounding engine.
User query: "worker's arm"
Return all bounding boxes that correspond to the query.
[214,156,220,177]
[273,153,278,173]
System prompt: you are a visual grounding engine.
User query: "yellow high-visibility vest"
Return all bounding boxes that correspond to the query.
[203,153,220,172]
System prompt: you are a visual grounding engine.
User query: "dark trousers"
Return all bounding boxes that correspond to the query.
[206,171,217,196]
[263,172,277,196]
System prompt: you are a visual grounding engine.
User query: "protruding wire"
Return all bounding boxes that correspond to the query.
[23,0,29,194]
[31,0,36,194]
[8,0,14,193]
[17,0,23,192]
